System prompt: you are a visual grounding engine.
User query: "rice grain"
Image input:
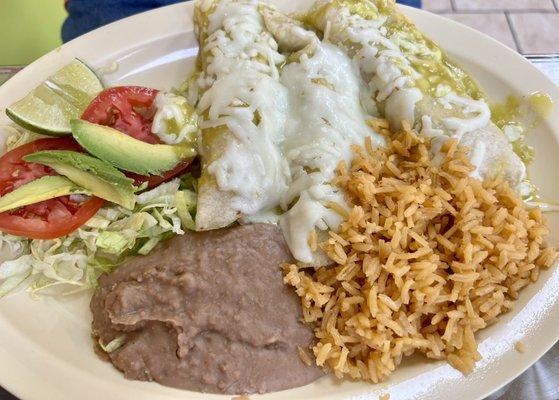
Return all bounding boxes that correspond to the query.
[284,123,556,382]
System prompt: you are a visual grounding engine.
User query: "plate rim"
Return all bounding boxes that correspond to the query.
[0,2,558,400]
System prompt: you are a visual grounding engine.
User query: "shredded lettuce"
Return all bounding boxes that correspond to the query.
[174,190,197,230]
[95,231,131,254]
[2,124,43,152]
[0,179,197,298]
[0,255,33,297]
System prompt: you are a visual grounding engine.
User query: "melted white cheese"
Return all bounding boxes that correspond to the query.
[197,0,290,215]
[440,92,491,139]
[315,5,430,147]
[420,115,446,166]
[385,87,422,130]
[198,0,285,91]
[468,138,486,181]
[421,115,526,187]
[278,41,382,263]
[260,5,318,53]
[280,187,345,263]
[198,68,290,214]
[318,4,526,189]
[152,92,198,145]
[503,124,523,142]
[315,5,496,141]
[321,7,419,104]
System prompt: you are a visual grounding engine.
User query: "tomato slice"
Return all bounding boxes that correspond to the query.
[0,138,105,240]
[81,86,192,188]
[82,86,160,144]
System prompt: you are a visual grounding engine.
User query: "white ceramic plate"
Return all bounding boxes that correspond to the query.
[1,2,558,400]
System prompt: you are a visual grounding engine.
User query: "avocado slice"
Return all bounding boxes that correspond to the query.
[0,176,89,213]
[70,119,197,176]
[24,150,137,210]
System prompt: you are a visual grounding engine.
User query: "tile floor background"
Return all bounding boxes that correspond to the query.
[422,0,559,54]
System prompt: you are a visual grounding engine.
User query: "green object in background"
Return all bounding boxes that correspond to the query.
[0,0,67,66]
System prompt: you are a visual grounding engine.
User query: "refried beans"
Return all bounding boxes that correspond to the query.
[90,224,322,394]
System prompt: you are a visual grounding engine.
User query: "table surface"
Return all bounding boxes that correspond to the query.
[0,56,558,400]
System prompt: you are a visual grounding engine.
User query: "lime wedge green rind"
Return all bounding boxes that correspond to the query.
[0,176,89,213]
[24,150,137,209]
[6,59,103,136]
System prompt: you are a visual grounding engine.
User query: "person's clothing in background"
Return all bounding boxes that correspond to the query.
[62,0,184,42]
[61,0,422,42]
[395,0,421,6]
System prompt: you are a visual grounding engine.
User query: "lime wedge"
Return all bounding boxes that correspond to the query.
[6,59,103,136]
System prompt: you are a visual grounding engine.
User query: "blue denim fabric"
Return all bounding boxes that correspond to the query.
[62,0,186,42]
[396,0,421,6]
[62,0,422,42]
